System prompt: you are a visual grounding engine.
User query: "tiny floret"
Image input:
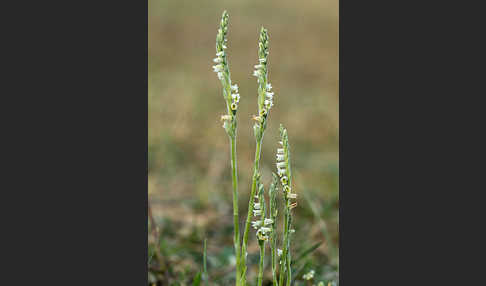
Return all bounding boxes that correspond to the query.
[276,161,286,169]
[303,270,315,280]
[287,193,297,199]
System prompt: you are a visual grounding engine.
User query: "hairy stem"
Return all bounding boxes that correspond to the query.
[240,138,263,281]
[257,241,265,286]
[279,205,289,286]
[270,217,278,285]
[230,135,241,285]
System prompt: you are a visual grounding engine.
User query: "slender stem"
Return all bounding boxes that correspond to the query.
[279,205,289,286]
[203,238,208,286]
[257,242,265,286]
[230,135,241,285]
[286,216,292,286]
[240,138,263,273]
[271,224,278,285]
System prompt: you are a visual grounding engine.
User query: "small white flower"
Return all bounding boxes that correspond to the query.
[231,93,240,102]
[264,99,272,106]
[277,148,284,154]
[277,168,286,177]
[231,84,238,91]
[277,249,283,256]
[216,51,224,57]
[220,115,232,121]
[213,57,223,63]
[279,141,283,146]
[254,64,263,69]
[290,229,295,233]
[253,209,262,216]
[217,72,224,80]
[213,64,223,72]
[266,83,272,90]
[260,227,271,233]
[252,220,262,229]
[287,193,297,199]
[259,58,266,63]
[266,92,274,98]
[229,255,236,266]
[253,70,261,77]
[276,154,284,161]
[264,218,273,225]
[303,270,315,280]
[276,161,286,169]
[222,44,227,49]
[254,203,261,210]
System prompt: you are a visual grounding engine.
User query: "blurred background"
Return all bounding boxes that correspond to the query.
[148,0,338,285]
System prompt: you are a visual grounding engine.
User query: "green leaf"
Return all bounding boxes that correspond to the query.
[192,271,202,286]
[291,241,323,266]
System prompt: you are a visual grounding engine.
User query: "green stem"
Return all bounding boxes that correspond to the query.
[257,242,265,286]
[279,202,291,286]
[286,217,292,286]
[240,138,263,282]
[230,135,241,285]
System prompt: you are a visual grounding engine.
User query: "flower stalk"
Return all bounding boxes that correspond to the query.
[277,125,296,286]
[213,10,242,285]
[240,27,274,285]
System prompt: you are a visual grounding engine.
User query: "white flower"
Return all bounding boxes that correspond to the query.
[287,193,297,199]
[252,220,262,229]
[254,203,261,210]
[231,84,238,91]
[264,218,273,225]
[266,91,274,98]
[216,51,224,57]
[213,57,223,63]
[264,99,272,107]
[303,270,315,280]
[259,58,266,63]
[220,115,232,121]
[217,72,223,80]
[276,154,284,161]
[290,229,295,233]
[253,70,261,77]
[277,249,283,256]
[253,209,262,216]
[276,161,286,169]
[213,64,223,72]
[254,64,263,69]
[260,227,271,233]
[222,44,227,49]
[277,148,284,154]
[231,93,240,102]
[279,141,283,146]
[266,83,272,90]
[277,168,286,177]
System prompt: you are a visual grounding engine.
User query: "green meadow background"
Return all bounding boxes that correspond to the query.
[149,0,338,284]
